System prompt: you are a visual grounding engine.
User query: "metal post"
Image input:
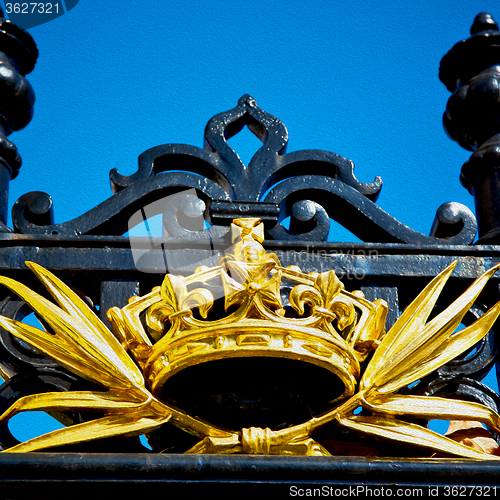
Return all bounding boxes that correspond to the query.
[0,8,37,230]
[440,13,500,243]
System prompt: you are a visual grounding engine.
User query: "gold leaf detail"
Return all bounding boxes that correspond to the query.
[338,415,498,460]
[361,263,500,394]
[185,343,209,353]
[302,343,333,358]
[237,334,271,346]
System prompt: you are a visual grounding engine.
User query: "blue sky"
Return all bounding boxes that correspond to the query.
[4,0,500,443]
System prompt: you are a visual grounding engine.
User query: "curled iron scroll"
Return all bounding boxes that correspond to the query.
[12,175,230,236]
[265,176,477,244]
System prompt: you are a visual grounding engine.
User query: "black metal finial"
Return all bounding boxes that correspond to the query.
[440,12,500,150]
[0,17,38,230]
[470,12,499,35]
[440,12,500,242]
[440,13,500,93]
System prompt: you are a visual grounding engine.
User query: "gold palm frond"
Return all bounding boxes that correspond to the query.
[332,262,500,458]
[0,262,233,452]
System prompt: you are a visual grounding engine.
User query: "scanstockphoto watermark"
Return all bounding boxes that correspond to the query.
[128,189,226,275]
[289,485,425,497]
[289,485,499,498]
[128,190,373,282]
[279,248,377,281]
[2,1,80,29]
[289,247,380,261]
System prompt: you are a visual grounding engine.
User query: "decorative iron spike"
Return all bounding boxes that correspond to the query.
[440,13,500,243]
[470,12,499,35]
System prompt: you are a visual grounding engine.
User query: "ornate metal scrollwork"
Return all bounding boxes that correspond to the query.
[0,368,79,451]
[11,95,476,244]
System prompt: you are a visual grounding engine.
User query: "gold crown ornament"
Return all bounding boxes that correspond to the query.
[0,218,499,458]
[135,218,387,402]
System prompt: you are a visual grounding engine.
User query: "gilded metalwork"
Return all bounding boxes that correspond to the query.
[0,217,499,458]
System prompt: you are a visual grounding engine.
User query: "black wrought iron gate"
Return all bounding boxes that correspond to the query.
[0,9,499,496]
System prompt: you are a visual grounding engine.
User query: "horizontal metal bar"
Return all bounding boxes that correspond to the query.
[2,233,500,256]
[0,453,499,486]
[0,244,498,279]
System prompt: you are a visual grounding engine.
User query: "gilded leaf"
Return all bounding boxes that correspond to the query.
[26,262,144,385]
[364,394,500,431]
[361,262,456,391]
[362,263,500,393]
[378,300,500,393]
[0,278,144,390]
[0,316,125,389]
[0,390,149,424]
[2,413,171,453]
[338,414,498,460]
